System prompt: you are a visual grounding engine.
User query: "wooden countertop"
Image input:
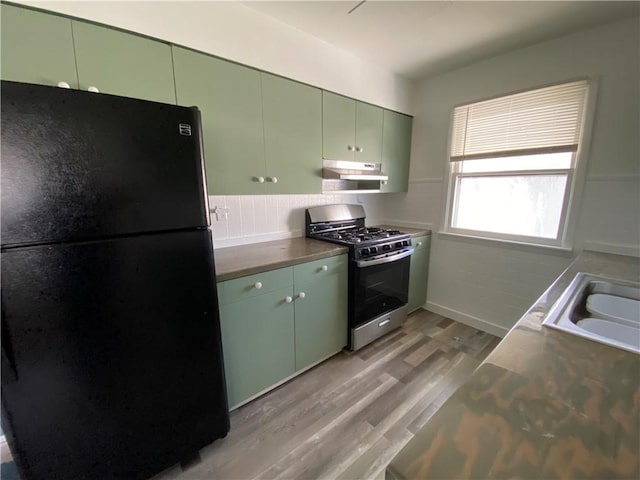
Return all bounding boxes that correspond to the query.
[214,237,348,282]
[387,250,640,480]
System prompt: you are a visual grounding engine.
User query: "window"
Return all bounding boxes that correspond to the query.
[445,79,591,246]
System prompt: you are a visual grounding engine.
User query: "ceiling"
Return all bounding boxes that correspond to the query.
[242,1,640,80]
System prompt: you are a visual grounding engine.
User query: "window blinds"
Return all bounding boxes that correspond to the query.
[450,80,589,161]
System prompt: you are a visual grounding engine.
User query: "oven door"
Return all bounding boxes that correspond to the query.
[350,248,413,329]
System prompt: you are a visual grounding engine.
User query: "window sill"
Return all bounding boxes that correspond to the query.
[437,231,575,256]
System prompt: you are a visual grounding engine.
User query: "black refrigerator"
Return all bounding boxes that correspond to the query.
[0,81,230,480]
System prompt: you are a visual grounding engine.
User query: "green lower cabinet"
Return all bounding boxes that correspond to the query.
[218,254,348,408]
[220,286,295,408]
[72,21,176,104]
[408,235,431,312]
[1,4,78,88]
[293,255,348,371]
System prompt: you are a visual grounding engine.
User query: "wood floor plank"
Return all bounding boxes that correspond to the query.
[155,310,500,480]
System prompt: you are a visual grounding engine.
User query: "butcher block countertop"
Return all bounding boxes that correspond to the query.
[214,237,348,282]
[387,250,640,480]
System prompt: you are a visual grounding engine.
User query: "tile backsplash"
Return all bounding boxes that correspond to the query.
[208,194,385,248]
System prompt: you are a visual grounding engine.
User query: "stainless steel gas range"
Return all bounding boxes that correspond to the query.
[306,204,414,350]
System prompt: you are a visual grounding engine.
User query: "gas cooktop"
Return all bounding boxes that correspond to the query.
[312,227,408,245]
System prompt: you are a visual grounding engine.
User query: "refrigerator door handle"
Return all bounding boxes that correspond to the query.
[1,321,18,383]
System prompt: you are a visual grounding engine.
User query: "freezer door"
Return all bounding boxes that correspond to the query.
[1,81,209,248]
[1,229,229,480]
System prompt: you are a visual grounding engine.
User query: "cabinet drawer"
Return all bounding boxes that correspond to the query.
[293,254,347,283]
[218,267,293,305]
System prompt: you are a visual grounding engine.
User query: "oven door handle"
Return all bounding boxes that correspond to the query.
[355,247,414,267]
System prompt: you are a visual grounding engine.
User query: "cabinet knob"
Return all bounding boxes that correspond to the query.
[57,81,71,89]
[87,86,100,93]
[321,265,328,271]
[356,146,363,153]
[269,176,278,184]
[257,176,265,183]
[297,292,306,299]
[417,242,422,247]
[382,180,388,185]
[254,281,263,289]
[285,296,293,304]
[347,145,354,151]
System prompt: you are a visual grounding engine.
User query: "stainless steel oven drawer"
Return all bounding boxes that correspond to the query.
[351,305,408,351]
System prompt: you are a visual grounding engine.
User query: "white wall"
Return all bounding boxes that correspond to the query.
[382,16,640,336]
[15,0,413,114]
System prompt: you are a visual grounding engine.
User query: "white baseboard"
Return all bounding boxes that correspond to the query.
[425,301,509,338]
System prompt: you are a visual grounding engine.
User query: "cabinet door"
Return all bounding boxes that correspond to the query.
[322,91,356,161]
[262,74,322,194]
[1,4,78,88]
[354,101,383,164]
[72,21,176,104]
[220,287,295,408]
[293,255,348,371]
[408,236,430,312]
[381,110,413,193]
[173,47,266,195]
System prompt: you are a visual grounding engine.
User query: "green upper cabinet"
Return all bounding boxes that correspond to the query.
[173,46,266,195]
[261,73,322,194]
[408,235,431,313]
[293,255,347,371]
[355,102,384,164]
[381,110,413,193]
[322,91,383,163]
[322,91,356,161]
[0,4,78,88]
[72,21,176,104]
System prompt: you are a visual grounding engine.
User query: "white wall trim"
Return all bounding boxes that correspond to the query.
[408,177,444,184]
[425,301,509,338]
[585,174,640,182]
[379,219,434,230]
[582,242,640,257]
[436,231,575,257]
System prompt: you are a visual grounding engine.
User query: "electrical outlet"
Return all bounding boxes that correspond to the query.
[213,205,230,221]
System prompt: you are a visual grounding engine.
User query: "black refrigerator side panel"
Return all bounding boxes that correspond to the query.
[0,81,209,248]
[1,229,229,480]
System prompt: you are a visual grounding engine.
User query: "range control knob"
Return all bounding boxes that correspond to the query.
[403,240,411,247]
[360,248,370,256]
[383,244,391,252]
[370,246,378,254]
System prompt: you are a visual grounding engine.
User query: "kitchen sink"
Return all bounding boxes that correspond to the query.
[542,272,640,354]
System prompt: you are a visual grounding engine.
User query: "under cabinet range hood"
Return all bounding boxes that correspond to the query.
[322,160,388,193]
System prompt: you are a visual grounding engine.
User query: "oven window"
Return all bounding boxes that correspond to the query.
[350,255,410,327]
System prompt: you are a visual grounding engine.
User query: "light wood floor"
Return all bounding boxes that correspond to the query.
[154,309,500,480]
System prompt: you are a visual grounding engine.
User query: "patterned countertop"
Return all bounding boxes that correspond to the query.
[387,250,640,480]
[214,237,348,282]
